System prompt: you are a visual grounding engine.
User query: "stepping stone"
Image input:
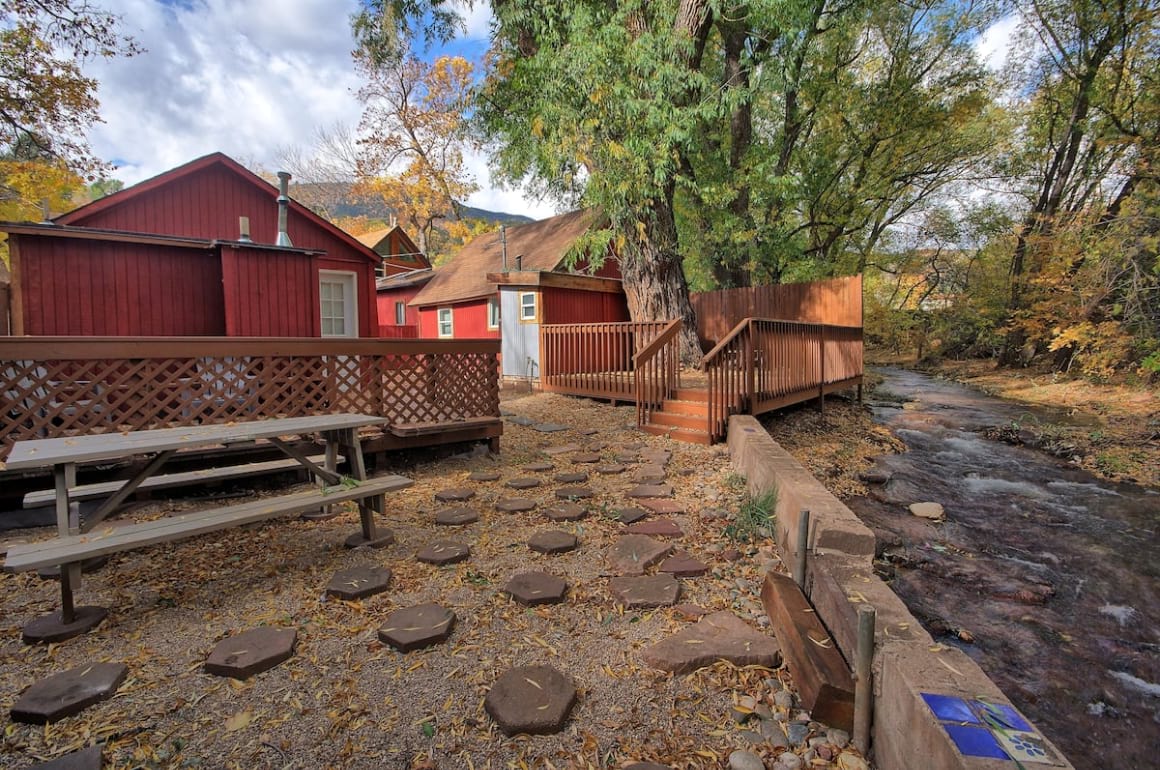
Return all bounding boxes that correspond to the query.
[544,503,587,522]
[624,764,671,770]
[639,452,671,466]
[435,507,479,526]
[29,745,103,770]
[416,541,471,565]
[468,471,501,482]
[674,603,710,620]
[503,571,568,605]
[571,452,602,463]
[343,528,395,549]
[622,442,647,451]
[556,486,594,500]
[204,628,296,680]
[543,445,581,456]
[507,477,542,490]
[641,611,781,674]
[435,487,475,502]
[325,565,392,600]
[507,415,535,426]
[496,497,536,512]
[528,530,578,554]
[554,471,589,484]
[607,535,672,576]
[10,662,128,724]
[22,606,108,644]
[586,440,609,451]
[610,574,681,608]
[626,519,684,538]
[378,604,456,651]
[634,465,667,483]
[580,429,600,436]
[615,507,650,524]
[614,452,639,463]
[641,499,687,515]
[532,423,569,433]
[485,665,576,736]
[660,553,710,577]
[595,464,626,475]
[523,461,555,471]
[626,484,674,498]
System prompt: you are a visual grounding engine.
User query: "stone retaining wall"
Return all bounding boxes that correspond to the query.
[727,415,1074,770]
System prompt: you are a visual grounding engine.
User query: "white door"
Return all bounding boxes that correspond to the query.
[319,271,357,337]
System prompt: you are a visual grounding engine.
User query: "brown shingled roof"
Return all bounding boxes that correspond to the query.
[411,209,599,307]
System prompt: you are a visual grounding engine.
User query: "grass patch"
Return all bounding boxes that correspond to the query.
[724,485,778,543]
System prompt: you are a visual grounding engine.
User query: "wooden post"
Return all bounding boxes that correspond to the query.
[818,325,826,416]
[55,463,79,623]
[853,604,876,754]
[744,320,756,413]
[794,508,810,587]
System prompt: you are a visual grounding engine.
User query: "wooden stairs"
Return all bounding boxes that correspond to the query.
[639,387,713,445]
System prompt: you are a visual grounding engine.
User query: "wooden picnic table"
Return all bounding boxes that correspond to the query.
[4,413,409,644]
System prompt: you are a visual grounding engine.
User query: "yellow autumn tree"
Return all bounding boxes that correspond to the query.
[355,54,479,263]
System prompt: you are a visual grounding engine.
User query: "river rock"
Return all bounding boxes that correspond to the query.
[909,502,945,520]
[728,750,765,770]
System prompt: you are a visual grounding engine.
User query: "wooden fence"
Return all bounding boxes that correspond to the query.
[0,337,500,461]
[540,321,670,401]
[692,275,863,346]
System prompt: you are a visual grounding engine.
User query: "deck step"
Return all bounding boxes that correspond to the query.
[671,387,709,403]
[649,411,709,431]
[661,398,709,416]
[640,424,713,445]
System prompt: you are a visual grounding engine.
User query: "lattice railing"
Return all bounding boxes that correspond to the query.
[0,337,500,461]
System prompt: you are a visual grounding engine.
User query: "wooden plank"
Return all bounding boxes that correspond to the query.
[760,571,855,732]
[4,474,412,571]
[389,416,501,436]
[5,414,387,469]
[23,454,338,507]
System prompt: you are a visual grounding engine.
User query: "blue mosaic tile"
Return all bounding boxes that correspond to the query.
[944,724,1011,760]
[971,700,1033,732]
[921,693,980,724]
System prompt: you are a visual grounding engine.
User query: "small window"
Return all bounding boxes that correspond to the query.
[518,291,538,323]
[487,297,500,329]
[395,301,406,325]
[437,307,453,338]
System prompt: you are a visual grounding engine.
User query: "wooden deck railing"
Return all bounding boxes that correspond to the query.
[704,319,864,442]
[540,321,670,401]
[0,337,500,461]
[633,319,683,428]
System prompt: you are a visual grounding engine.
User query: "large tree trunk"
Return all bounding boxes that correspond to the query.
[618,192,702,363]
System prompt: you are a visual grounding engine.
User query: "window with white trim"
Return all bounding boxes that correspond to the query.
[437,307,453,337]
[487,297,500,329]
[518,291,538,322]
[319,271,357,337]
[395,301,406,325]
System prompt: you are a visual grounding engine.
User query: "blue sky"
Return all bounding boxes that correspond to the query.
[85,0,557,218]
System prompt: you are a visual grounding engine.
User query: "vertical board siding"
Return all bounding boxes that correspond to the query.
[221,247,317,336]
[376,285,424,327]
[416,300,499,339]
[691,275,862,346]
[18,236,224,336]
[541,287,630,325]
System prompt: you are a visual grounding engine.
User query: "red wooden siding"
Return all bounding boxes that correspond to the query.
[377,285,424,327]
[417,299,500,339]
[15,236,224,336]
[220,246,318,336]
[541,287,630,325]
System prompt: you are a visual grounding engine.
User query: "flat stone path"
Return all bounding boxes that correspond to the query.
[485,665,576,736]
[554,471,588,483]
[660,553,710,577]
[506,477,542,489]
[435,507,479,525]
[416,541,470,565]
[467,471,501,482]
[496,497,536,512]
[523,461,555,471]
[378,604,456,651]
[528,530,579,554]
[326,566,392,600]
[503,572,568,605]
[607,535,672,576]
[205,628,296,680]
[610,574,681,608]
[434,487,476,502]
[641,612,781,674]
[11,663,128,724]
[626,519,684,538]
[555,486,594,499]
[544,503,586,522]
[615,507,650,524]
[28,745,103,770]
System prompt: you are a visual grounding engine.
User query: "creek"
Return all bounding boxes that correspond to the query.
[850,367,1159,770]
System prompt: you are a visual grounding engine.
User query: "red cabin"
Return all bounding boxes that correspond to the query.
[1,152,393,338]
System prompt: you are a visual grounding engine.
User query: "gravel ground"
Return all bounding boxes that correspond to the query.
[0,391,871,769]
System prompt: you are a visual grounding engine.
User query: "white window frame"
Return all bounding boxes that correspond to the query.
[487,297,501,330]
[319,270,358,338]
[437,307,454,338]
[395,301,406,325]
[518,291,539,323]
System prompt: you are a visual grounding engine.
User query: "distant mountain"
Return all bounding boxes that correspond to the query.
[290,182,535,226]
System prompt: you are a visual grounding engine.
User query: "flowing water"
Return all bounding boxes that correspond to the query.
[850,368,1159,770]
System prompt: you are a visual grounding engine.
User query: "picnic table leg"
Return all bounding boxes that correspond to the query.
[22,463,109,644]
[301,431,343,522]
[340,429,392,550]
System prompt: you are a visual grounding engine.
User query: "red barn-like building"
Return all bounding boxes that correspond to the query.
[1,153,391,337]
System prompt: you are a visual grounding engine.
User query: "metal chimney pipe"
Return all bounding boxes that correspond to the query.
[500,224,508,271]
[238,216,252,243]
[275,171,293,247]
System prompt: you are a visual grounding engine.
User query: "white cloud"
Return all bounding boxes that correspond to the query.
[452,0,493,41]
[80,0,540,218]
[975,14,1021,72]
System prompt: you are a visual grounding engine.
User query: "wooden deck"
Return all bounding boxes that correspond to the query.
[0,337,503,470]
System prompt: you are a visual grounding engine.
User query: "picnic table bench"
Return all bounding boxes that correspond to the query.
[3,414,413,644]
